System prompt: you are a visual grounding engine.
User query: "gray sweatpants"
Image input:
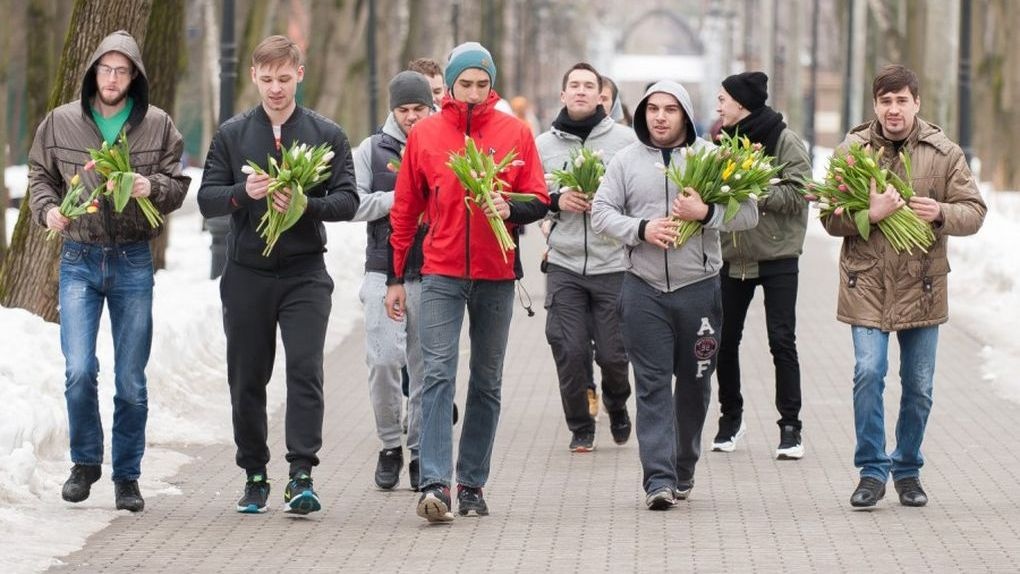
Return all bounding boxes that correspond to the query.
[618,273,722,494]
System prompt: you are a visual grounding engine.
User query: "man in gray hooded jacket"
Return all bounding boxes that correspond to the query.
[352,70,434,491]
[536,63,636,453]
[29,30,190,512]
[591,81,758,510]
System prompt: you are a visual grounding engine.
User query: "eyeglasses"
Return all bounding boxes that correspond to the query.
[95,64,132,79]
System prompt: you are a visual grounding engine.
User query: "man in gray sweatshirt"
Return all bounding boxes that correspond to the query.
[352,71,434,491]
[536,63,636,453]
[591,81,759,510]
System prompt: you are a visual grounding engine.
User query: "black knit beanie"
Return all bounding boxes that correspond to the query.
[722,72,769,111]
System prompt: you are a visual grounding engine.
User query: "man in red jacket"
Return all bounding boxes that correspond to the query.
[386,41,549,523]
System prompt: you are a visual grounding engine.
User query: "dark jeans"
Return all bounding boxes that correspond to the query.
[544,265,631,434]
[717,271,802,429]
[220,261,334,477]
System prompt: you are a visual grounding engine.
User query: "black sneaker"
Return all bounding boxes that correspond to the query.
[408,458,420,491]
[776,425,805,460]
[645,487,677,510]
[850,476,886,509]
[457,485,489,516]
[569,431,595,453]
[416,484,454,523]
[375,448,403,489]
[711,414,746,453]
[114,480,145,512]
[61,464,101,503]
[236,473,271,513]
[608,410,632,445]
[894,476,928,507]
[283,472,321,515]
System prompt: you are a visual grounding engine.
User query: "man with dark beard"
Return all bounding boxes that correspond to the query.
[28,30,190,512]
[711,72,812,460]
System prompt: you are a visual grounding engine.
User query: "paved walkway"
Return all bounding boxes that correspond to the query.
[50,229,1020,573]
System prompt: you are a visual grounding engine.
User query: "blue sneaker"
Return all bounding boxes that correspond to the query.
[283,472,321,515]
[236,474,270,513]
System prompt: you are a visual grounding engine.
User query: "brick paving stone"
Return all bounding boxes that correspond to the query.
[47,229,1020,573]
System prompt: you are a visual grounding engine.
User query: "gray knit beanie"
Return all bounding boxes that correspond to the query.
[389,71,434,110]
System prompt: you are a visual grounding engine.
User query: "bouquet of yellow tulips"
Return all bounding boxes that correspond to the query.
[665,132,782,248]
[243,141,334,256]
[47,173,101,240]
[809,143,934,254]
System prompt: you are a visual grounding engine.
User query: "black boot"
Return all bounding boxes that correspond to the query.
[115,480,145,512]
[62,464,101,503]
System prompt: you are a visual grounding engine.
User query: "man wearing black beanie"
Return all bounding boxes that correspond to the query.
[711,71,811,461]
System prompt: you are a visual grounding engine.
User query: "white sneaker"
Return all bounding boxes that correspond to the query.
[711,420,747,452]
[775,425,804,460]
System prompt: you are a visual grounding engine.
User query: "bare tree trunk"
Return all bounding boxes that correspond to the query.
[0,0,9,263]
[144,0,185,272]
[0,0,153,322]
[974,0,1019,189]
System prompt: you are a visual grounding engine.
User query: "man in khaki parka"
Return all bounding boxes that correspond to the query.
[822,65,986,509]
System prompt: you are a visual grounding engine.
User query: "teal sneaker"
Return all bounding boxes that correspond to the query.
[236,473,270,513]
[283,472,321,515]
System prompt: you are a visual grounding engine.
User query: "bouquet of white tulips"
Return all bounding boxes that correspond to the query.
[243,141,334,256]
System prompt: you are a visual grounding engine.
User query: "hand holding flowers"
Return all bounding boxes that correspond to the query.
[86,131,163,228]
[808,143,934,254]
[46,173,100,240]
[664,132,782,248]
[243,141,334,256]
[551,147,606,199]
[446,136,526,262]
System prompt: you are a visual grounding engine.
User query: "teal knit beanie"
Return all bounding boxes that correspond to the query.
[445,42,497,89]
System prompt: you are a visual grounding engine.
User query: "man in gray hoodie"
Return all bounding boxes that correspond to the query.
[352,71,434,491]
[591,81,759,510]
[536,62,636,453]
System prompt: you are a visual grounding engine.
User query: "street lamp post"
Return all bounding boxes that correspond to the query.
[958,0,973,162]
[207,0,236,279]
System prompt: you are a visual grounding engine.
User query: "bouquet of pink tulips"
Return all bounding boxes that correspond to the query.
[446,136,527,262]
[808,143,934,254]
[86,131,163,228]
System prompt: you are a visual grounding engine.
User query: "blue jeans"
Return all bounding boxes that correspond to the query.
[417,275,514,489]
[59,240,154,482]
[851,325,938,482]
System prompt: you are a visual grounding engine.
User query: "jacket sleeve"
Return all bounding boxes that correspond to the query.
[506,127,550,225]
[935,147,986,237]
[762,130,811,215]
[713,197,760,232]
[591,153,643,246]
[351,137,395,222]
[27,114,62,228]
[197,127,256,218]
[305,128,360,221]
[389,129,429,279]
[145,114,190,215]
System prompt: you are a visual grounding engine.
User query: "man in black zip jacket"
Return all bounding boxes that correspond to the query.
[197,35,359,515]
